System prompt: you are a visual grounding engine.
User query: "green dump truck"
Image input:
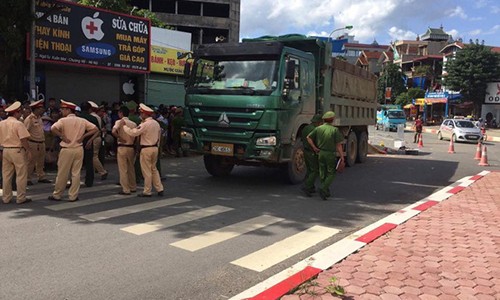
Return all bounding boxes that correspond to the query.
[180,34,377,184]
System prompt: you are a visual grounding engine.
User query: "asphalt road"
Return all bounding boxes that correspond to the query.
[1,128,497,300]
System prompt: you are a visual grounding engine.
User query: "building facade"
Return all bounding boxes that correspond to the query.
[131,0,240,47]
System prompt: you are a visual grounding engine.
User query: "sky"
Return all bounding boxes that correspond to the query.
[240,0,500,47]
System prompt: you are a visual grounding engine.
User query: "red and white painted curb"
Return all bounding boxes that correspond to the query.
[230,170,491,300]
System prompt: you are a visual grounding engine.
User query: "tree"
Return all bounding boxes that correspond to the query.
[377,63,406,104]
[0,0,33,91]
[395,87,425,106]
[444,41,500,116]
[79,0,170,28]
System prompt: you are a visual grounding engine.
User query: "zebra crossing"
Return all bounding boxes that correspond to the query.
[3,183,342,273]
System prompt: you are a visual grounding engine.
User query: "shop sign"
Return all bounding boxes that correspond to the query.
[32,0,150,73]
[425,91,449,98]
[150,45,188,75]
[484,82,500,104]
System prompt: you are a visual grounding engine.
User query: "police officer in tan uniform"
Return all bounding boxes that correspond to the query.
[112,106,137,195]
[0,101,32,204]
[88,101,108,179]
[118,103,164,197]
[49,100,98,201]
[24,99,51,185]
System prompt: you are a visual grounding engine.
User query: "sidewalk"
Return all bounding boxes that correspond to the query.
[281,171,499,299]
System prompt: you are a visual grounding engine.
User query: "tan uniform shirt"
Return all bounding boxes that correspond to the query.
[112,117,137,145]
[123,117,160,146]
[51,114,97,148]
[24,113,45,142]
[0,116,30,147]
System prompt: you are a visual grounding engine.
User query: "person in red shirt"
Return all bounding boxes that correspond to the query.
[414,116,423,143]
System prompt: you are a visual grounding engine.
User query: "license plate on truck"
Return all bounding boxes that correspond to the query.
[211,143,234,156]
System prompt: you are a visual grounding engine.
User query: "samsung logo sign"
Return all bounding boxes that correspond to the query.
[77,43,116,59]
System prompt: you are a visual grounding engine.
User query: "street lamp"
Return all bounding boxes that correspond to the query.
[130,6,138,15]
[328,25,353,41]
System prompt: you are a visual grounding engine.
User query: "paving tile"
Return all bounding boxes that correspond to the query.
[346,284,366,295]
[420,287,442,296]
[419,295,440,300]
[400,294,420,300]
[379,294,401,300]
[359,294,381,300]
[383,285,404,295]
[473,285,495,295]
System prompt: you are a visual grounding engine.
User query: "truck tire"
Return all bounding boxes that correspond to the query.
[346,131,357,167]
[356,131,368,163]
[203,155,234,177]
[285,139,306,184]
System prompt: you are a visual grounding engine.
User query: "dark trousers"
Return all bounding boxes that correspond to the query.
[83,145,94,187]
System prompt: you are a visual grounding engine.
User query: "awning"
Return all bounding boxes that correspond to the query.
[415,98,447,105]
[403,104,415,109]
[425,98,447,104]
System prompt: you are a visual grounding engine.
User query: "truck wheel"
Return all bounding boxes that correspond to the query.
[203,155,234,177]
[346,131,357,167]
[356,131,368,163]
[285,139,306,184]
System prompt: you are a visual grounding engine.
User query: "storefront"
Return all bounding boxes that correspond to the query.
[414,92,448,124]
[146,27,191,107]
[30,0,150,106]
[482,82,500,128]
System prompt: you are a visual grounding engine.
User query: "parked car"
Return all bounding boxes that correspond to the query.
[437,119,483,143]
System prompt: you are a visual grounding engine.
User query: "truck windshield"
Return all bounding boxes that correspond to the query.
[387,110,405,119]
[187,59,278,95]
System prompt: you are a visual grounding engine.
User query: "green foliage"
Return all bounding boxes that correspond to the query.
[78,0,170,28]
[0,0,33,83]
[377,63,406,104]
[444,41,500,116]
[79,0,129,13]
[414,65,432,76]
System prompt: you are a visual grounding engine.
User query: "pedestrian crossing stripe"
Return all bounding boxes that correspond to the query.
[170,215,285,252]
[80,197,191,222]
[45,193,138,211]
[120,205,234,235]
[231,225,340,272]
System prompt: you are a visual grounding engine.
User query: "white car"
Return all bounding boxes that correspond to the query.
[437,119,483,143]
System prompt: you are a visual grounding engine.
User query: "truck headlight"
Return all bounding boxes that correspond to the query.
[256,136,277,146]
[180,131,193,142]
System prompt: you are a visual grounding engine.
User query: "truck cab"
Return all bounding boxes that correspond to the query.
[180,40,316,183]
[376,105,406,131]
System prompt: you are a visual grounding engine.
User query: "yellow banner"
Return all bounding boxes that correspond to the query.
[150,45,187,75]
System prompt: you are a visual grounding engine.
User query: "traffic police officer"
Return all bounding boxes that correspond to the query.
[88,101,108,179]
[49,100,98,201]
[0,101,32,204]
[306,111,344,200]
[300,114,322,197]
[112,106,137,195]
[119,103,164,197]
[24,99,51,185]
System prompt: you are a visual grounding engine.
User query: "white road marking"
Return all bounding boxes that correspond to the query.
[45,193,137,211]
[170,215,285,251]
[231,225,340,272]
[120,205,234,235]
[80,197,190,222]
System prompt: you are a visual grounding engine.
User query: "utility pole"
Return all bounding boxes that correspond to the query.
[29,0,36,101]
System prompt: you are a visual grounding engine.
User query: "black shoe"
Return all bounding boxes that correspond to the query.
[130,190,137,193]
[17,198,32,204]
[118,191,131,195]
[157,191,164,197]
[319,190,328,201]
[101,172,108,180]
[38,179,52,184]
[48,196,61,201]
[27,181,34,186]
[137,193,152,198]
